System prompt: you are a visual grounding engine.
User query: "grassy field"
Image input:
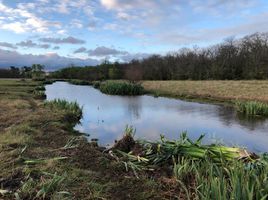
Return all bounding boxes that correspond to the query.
[142,80,268,103]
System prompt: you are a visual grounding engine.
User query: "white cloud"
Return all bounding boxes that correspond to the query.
[39,36,86,44]
[0,1,60,33]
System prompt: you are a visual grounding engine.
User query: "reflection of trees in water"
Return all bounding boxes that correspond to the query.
[125,97,142,120]
[216,106,268,131]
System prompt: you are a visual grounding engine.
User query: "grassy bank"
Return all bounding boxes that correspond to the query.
[142,80,268,103]
[0,79,185,199]
[2,79,267,199]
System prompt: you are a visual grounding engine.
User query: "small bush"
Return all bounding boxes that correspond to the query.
[99,82,144,96]
[235,101,268,116]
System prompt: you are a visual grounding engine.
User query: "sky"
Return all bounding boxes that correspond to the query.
[0,0,268,70]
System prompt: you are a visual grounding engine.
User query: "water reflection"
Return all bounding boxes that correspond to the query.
[45,82,268,152]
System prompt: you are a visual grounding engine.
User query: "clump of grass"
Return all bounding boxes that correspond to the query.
[235,101,268,116]
[43,80,55,85]
[35,85,45,91]
[15,172,69,199]
[44,99,82,124]
[173,155,268,199]
[92,81,101,89]
[99,81,144,95]
[33,90,46,99]
[68,79,91,85]
[112,125,136,153]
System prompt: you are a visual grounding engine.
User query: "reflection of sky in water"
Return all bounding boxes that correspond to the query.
[46,82,268,152]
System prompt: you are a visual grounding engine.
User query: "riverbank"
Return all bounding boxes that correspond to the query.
[141,80,268,104]
[1,79,268,199]
[0,79,188,199]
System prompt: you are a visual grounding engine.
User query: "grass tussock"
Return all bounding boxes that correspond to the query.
[99,81,144,95]
[44,99,82,123]
[34,85,45,91]
[42,79,55,85]
[235,101,268,116]
[68,79,91,85]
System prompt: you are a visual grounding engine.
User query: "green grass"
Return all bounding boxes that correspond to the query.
[33,89,46,99]
[113,131,268,199]
[173,155,268,199]
[35,85,45,91]
[68,79,92,85]
[99,81,144,95]
[235,101,268,116]
[2,78,268,199]
[44,99,82,124]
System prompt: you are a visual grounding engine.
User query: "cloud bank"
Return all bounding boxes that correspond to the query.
[0,49,99,70]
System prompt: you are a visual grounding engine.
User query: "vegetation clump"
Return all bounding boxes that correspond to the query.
[112,131,267,199]
[68,79,92,85]
[99,81,144,96]
[235,101,268,116]
[35,85,45,91]
[44,99,82,124]
[42,80,55,85]
[33,90,46,99]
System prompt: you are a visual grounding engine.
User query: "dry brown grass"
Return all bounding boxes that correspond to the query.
[142,80,268,103]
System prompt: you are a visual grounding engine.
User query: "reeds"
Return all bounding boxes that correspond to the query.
[68,79,91,85]
[99,81,144,95]
[235,101,268,116]
[44,99,82,123]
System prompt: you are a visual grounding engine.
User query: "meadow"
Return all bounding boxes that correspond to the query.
[142,80,268,103]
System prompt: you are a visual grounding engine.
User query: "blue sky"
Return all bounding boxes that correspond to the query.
[0,0,268,70]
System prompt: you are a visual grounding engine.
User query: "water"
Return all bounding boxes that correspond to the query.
[45,82,268,152]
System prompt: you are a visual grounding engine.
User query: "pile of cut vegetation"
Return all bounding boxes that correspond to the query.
[109,126,268,199]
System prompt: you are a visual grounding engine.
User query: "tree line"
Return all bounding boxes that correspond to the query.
[0,64,45,79]
[1,32,268,80]
[51,33,268,81]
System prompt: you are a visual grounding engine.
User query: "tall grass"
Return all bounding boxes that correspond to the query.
[113,132,268,199]
[99,81,144,95]
[173,155,268,199]
[33,90,46,99]
[42,80,55,85]
[235,101,268,116]
[44,99,82,123]
[68,79,91,85]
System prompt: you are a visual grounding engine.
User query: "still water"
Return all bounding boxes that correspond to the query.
[46,82,268,152]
